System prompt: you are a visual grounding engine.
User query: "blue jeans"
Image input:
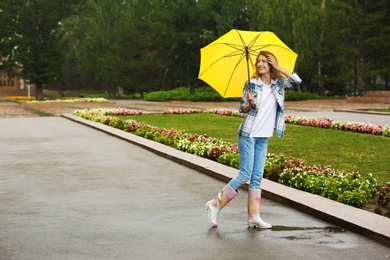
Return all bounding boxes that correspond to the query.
[228,136,268,190]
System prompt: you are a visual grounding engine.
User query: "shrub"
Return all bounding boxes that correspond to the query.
[218,151,240,169]
[377,182,390,213]
[144,87,225,102]
[265,164,284,182]
[383,124,390,137]
[280,168,378,207]
[144,87,330,102]
[264,154,287,182]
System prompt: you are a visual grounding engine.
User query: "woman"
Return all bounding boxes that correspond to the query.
[205,50,301,229]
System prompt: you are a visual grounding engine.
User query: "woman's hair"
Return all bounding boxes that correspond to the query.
[251,50,282,79]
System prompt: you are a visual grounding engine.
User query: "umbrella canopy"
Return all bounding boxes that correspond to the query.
[198,29,298,98]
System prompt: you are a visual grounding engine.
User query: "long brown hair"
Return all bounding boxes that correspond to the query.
[252,51,282,79]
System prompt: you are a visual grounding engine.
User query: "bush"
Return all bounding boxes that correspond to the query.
[217,152,240,169]
[264,154,287,182]
[265,164,284,182]
[280,168,378,207]
[377,182,390,214]
[383,125,390,137]
[145,86,328,102]
[144,87,226,102]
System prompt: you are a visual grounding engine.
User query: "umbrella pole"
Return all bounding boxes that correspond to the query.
[245,47,251,84]
[245,47,256,109]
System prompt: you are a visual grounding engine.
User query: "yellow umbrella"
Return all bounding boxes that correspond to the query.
[198,29,298,98]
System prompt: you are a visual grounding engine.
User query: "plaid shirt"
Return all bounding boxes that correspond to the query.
[238,73,301,138]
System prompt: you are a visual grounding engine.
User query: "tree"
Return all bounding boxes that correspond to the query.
[5,0,387,97]
[246,0,316,91]
[1,0,80,99]
[64,0,163,97]
[357,0,390,90]
[290,0,324,93]
[146,0,212,90]
[0,1,18,77]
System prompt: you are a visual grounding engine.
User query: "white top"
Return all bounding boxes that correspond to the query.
[250,85,277,137]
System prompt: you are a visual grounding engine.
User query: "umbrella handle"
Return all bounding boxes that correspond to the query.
[245,47,256,109]
[246,82,256,110]
[245,47,251,84]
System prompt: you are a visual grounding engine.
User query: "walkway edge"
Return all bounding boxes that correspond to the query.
[334,109,390,116]
[61,113,390,247]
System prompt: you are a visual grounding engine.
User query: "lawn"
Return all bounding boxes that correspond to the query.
[369,109,390,113]
[120,113,390,186]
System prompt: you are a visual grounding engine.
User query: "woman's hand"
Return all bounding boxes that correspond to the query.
[266,55,292,77]
[266,55,280,70]
[247,91,256,109]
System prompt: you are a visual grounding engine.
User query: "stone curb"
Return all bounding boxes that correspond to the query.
[334,109,390,116]
[61,113,390,247]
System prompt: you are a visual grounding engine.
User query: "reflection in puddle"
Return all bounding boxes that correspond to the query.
[247,225,348,246]
[271,226,346,233]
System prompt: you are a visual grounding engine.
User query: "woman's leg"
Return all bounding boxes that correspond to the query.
[205,184,238,226]
[228,136,255,191]
[247,137,271,229]
[247,189,272,229]
[249,137,268,190]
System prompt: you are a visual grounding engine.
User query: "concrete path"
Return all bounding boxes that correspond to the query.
[0,116,389,259]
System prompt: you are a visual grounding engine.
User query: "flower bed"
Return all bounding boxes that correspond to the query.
[73,107,386,209]
[285,115,386,136]
[159,108,390,137]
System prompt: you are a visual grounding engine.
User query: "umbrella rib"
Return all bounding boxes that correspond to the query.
[251,44,295,53]
[198,43,247,76]
[223,53,247,97]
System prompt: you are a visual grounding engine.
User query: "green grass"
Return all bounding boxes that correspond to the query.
[120,113,390,186]
[369,109,390,113]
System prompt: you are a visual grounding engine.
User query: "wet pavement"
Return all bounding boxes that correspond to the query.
[0,116,389,259]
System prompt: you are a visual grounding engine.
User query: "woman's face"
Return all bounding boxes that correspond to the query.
[256,55,270,75]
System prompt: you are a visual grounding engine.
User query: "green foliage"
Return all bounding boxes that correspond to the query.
[217,152,240,169]
[280,169,378,207]
[264,154,287,182]
[1,0,81,99]
[62,0,156,94]
[264,164,284,183]
[377,182,390,214]
[369,109,390,113]
[383,125,390,137]
[144,87,224,101]
[2,0,389,97]
[174,134,234,159]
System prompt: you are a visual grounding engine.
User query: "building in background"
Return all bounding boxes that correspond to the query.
[0,70,35,98]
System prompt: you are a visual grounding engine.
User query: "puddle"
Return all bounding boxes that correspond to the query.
[270,225,346,233]
[257,226,349,245]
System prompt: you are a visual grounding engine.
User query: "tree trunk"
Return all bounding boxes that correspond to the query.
[318,0,326,94]
[35,83,44,100]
